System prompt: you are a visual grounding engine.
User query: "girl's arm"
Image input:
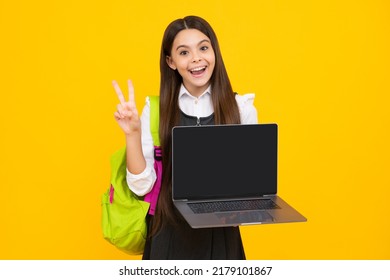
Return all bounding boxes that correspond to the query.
[125,132,146,174]
[125,99,156,196]
[236,93,258,124]
[113,80,156,195]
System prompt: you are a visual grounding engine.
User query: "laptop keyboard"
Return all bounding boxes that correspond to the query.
[188,199,280,214]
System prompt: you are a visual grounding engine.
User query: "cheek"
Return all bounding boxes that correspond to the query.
[208,55,216,71]
[176,64,189,78]
[174,59,188,71]
[207,53,216,66]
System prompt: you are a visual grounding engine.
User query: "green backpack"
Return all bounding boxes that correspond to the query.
[101,96,160,255]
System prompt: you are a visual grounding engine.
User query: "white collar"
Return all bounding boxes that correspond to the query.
[178,84,212,99]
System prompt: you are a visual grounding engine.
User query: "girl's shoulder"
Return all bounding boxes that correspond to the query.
[235,93,258,124]
[144,95,152,106]
[235,93,255,108]
[141,95,155,111]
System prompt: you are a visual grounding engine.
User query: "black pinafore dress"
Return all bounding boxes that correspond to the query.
[142,111,246,260]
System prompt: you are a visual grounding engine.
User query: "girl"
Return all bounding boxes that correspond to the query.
[113,16,258,259]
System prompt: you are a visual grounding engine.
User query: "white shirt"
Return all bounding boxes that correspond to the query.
[126,84,258,195]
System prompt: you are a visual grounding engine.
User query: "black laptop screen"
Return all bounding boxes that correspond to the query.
[172,124,278,200]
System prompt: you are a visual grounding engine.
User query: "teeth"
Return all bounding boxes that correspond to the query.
[190,66,206,72]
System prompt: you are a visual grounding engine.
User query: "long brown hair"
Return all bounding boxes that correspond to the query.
[150,16,241,235]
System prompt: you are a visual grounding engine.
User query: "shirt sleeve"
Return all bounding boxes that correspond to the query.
[235,93,258,124]
[126,96,157,196]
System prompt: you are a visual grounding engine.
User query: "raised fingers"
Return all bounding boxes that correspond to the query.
[116,104,126,118]
[112,80,126,105]
[127,79,137,108]
[115,104,133,119]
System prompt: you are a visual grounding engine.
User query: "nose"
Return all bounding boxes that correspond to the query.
[192,51,202,62]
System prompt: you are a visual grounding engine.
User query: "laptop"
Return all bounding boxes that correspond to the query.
[171,123,307,228]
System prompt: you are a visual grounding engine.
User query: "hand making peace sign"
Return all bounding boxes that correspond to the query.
[113,79,141,136]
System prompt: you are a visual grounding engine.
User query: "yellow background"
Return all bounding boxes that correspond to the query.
[1,0,389,260]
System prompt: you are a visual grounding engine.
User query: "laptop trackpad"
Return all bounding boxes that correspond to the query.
[215,211,274,225]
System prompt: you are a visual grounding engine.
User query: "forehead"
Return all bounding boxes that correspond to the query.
[172,28,211,48]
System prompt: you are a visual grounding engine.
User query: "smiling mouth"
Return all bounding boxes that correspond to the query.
[189,66,207,75]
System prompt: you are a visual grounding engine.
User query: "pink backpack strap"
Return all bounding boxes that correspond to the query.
[109,184,114,204]
[144,146,162,215]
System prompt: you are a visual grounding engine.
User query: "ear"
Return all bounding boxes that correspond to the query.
[166,56,176,70]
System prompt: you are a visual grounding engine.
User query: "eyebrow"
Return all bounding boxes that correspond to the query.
[175,39,211,51]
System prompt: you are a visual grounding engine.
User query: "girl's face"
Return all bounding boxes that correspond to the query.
[167,28,215,97]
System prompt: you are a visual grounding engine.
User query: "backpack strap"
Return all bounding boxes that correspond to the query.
[144,96,162,215]
[149,95,160,146]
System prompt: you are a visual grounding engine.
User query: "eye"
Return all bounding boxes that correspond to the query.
[200,46,209,51]
[179,50,188,56]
